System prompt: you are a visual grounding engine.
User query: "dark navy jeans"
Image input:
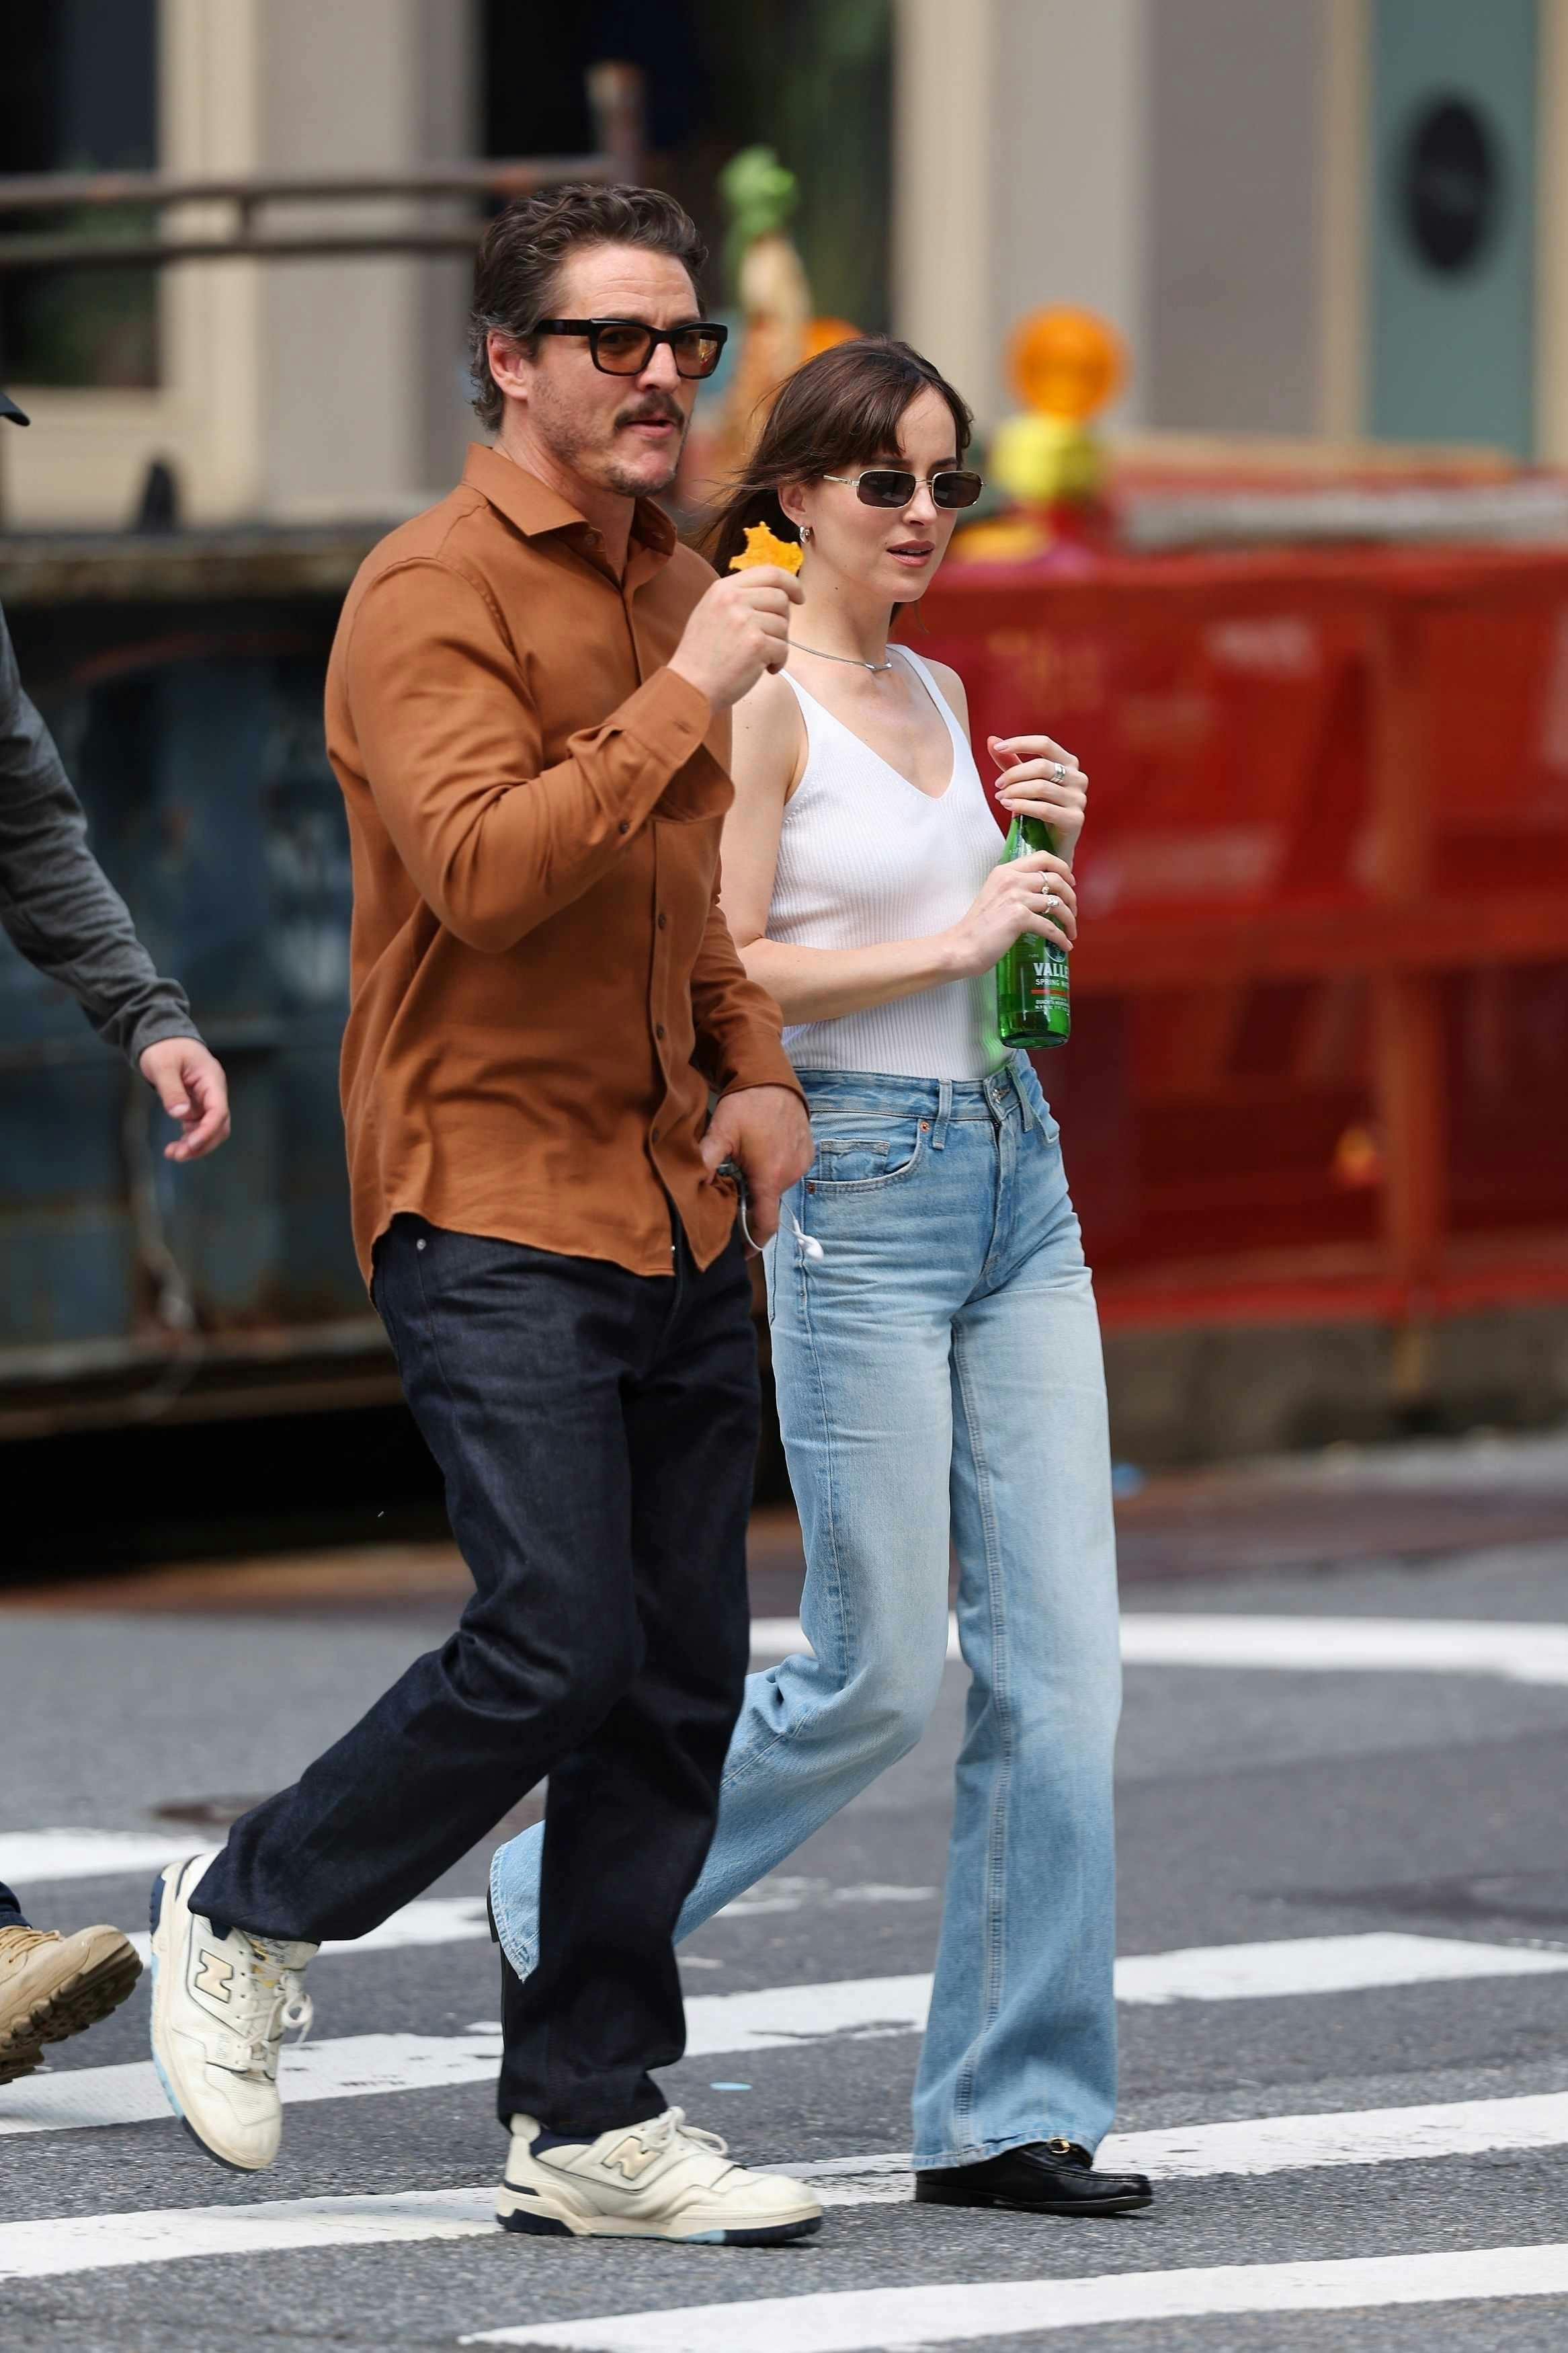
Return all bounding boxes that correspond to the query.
[194,1212,757,2136]
[0,1883,25,1927]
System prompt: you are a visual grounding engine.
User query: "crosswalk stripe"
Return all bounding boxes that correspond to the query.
[776,2087,1568,2204]
[749,1613,1568,1683]
[9,2088,1568,2283]
[1120,1613,1568,1685]
[0,1829,192,1885]
[5,1934,1563,2141]
[464,2243,1568,2348]
[1113,1930,1568,2003]
[124,1896,492,1968]
[0,2187,496,2282]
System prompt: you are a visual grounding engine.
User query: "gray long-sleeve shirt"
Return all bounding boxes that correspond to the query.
[0,601,200,1066]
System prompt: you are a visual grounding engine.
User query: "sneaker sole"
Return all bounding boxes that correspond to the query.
[149,1861,272,2176]
[0,1935,143,2085]
[496,2186,823,2245]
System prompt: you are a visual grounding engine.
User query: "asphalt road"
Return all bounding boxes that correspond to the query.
[3,1437,1568,2350]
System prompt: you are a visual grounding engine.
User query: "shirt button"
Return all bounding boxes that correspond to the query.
[618,820,630,836]
[655,1023,667,1040]
[657,912,668,930]
[651,1127,660,1144]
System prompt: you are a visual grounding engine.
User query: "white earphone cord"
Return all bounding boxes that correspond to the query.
[723,1162,823,1261]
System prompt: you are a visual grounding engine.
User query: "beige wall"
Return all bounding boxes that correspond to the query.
[1145,0,1324,434]
[993,0,1148,428]
[257,0,477,522]
[892,0,1147,430]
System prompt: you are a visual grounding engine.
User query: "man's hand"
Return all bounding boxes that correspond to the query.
[701,1083,813,1248]
[669,567,804,711]
[138,1037,232,1162]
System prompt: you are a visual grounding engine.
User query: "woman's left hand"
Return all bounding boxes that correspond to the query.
[988,733,1089,866]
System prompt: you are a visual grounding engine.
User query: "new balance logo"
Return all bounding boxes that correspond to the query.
[603,2132,660,2182]
[194,1951,235,2001]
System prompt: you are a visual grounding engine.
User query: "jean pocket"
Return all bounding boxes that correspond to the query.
[806,1117,927,1194]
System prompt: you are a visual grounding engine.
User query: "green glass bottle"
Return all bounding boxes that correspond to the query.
[995,813,1071,1049]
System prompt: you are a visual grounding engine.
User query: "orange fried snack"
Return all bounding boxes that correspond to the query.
[729,522,804,574]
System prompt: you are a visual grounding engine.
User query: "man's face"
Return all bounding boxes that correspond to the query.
[497,243,703,501]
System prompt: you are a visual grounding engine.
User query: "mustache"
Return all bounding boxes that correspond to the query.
[616,399,684,428]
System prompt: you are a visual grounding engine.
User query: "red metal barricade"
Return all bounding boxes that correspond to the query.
[917,547,1568,1340]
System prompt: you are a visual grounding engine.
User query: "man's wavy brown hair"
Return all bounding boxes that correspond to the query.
[468,183,707,432]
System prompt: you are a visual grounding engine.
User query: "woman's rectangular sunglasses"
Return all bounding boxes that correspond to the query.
[532,318,729,378]
[822,467,985,510]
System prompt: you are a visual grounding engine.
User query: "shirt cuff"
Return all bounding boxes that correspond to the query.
[713,1033,807,1107]
[619,668,729,824]
[126,1010,206,1067]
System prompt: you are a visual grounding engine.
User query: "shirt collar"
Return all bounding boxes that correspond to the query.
[462,443,678,573]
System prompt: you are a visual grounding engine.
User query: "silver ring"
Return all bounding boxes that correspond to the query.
[1050,761,1068,783]
[1042,891,1061,915]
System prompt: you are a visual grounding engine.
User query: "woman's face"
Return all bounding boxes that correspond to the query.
[786,387,963,605]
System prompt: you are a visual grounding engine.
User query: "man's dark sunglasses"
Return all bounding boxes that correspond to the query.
[822,466,985,510]
[533,318,729,378]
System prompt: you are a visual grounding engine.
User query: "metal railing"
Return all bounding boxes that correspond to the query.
[0,62,642,272]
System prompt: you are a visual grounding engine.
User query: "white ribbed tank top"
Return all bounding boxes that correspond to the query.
[768,646,1005,1080]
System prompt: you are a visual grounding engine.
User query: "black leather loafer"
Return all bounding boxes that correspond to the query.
[915,2137,1152,2217]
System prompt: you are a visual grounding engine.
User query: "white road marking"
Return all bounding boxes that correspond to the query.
[775,2087,1568,2204]
[1115,1930,1568,2004]
[0,2029,509,2138]
[125,1896,492,1968]
[466,2243,1568,2348]
[0,2186,496,2282]
[749,1612,1568,1684]
[1120,1613,1568,1685]
[720,1876,936,1917]
[11,2088,1568,2282]
[5,1935,1565,2141]
[0,1829,190,1885]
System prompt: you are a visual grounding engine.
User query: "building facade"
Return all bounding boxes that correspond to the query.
[8,0,1568,529]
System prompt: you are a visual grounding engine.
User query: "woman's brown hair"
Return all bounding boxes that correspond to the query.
[700,335,974,575]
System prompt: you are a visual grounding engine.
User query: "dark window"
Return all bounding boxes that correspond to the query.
[482,0,891,335]
[0,0,160,388]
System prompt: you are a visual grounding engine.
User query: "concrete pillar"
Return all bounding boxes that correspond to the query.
[1144,0,1325,435]
[1318,0,1370,439]
[257,0,477,520]
[161,0,267,518]
[892,0,1149,432]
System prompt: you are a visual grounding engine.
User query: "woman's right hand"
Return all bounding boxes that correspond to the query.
[944,850,1078,978]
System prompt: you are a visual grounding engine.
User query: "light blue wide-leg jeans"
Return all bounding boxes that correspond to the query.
[491,1053,1123,2166]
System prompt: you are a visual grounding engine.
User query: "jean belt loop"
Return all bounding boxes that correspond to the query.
[1009,1049,1047,1136]
[930,1080,952,1150]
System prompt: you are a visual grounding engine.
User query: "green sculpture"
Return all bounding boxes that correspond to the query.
[718,146,798,297]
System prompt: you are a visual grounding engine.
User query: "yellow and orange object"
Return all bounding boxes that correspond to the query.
[729,522,804,574]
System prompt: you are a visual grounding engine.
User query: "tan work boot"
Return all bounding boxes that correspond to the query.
[0,1923,143,2084]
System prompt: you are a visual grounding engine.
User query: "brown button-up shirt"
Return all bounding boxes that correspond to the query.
[326,442,801,1284]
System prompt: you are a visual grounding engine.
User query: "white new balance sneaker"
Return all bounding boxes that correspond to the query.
[0,1923,142,2083]
[149,1851,317,2173]
[497,2108,823,2244]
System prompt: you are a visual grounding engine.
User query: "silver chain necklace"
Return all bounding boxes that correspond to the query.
[790,641,896,675]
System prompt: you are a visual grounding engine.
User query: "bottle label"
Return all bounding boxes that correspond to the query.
[1017,945,1071,1007]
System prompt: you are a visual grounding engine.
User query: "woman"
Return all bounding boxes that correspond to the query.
[492,337,1147,2219]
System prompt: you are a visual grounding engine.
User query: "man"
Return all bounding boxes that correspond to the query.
[150,186,823,2245]
[0,385,231,2086]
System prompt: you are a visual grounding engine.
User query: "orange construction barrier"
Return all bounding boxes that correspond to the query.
[916,546,1568,1338]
